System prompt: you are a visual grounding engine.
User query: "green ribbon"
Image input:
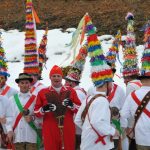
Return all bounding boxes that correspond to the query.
[112,119,122,135]
[14,94,41,150]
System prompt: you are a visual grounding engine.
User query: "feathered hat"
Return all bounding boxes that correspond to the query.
[0,32,10,77]
[122,12,139,78]
[38,23,48,75]
[106,30,121,71]
[140,20,150,78]
[23,0,39,74]
[85,14,113,87]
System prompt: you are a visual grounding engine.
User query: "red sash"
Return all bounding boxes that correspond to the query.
[30,83,42,93]
[13,95,36,131]
[130,81,142,88]
[131,91,150,118]
[86,96,106,145]
[1,85,10,96]
[107,84,118,102]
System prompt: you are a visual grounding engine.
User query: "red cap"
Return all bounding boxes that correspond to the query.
[49,65,63,77]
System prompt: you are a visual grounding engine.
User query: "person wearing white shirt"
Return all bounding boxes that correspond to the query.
[87,67,126,150]
[0,75,18,98]
[8,73,39,150]
[121,76,142,150]
[64,69,87,150]
[75,82,119,150]
[120,76,150,150]
[0,95,13,150]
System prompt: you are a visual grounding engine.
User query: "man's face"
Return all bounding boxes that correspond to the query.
[50,74,62,88]
[65,79,76,88]
[18,80,31,93]
[0,75,6,88]
[30,74,38,85]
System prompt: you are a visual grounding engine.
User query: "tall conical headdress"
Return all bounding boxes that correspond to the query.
[122,12,139,77]
[0,32,10,77]
[71,43,88,71]
[38,23,48,75]
[106,30,121,69]
[23,0,39,74]
[140,20,150,77]
[62,44,88,82]
[85,14,113,87]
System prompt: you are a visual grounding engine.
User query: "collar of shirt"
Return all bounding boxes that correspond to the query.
[93,90,106,96]
[18,91,31,98]
[51,86,62,93]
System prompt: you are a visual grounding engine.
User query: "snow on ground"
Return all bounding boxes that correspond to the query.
[0,29,144,91]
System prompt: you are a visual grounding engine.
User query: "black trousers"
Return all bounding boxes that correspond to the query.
[75,134,81,150]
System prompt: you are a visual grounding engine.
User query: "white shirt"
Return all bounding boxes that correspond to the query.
[74,85,87,135]
[75,91,115,150]
[87,83,126,110]
[120,86,150,146]
[109,83,126,110]
[122,80,142,128]
[74,85,87,103]
[0,95,12,133]
[9,92,37,143]
[87,85,96,96]
[0,84,18,98]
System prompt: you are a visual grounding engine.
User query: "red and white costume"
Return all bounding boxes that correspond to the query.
[120,86,150,146]
[34,85,81,150]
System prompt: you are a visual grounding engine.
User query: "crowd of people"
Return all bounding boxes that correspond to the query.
[0,1,150,149]
[0,62,149,150]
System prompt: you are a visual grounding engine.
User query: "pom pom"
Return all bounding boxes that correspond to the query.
[125,12,134,20]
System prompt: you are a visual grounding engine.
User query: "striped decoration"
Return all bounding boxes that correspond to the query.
[85,14,113,87]
[38,25,48,75]
[122,12,139,77]
[106,30,121,69]
[23,0,39,74]
[141,21,150,76]
[71,43,88,72]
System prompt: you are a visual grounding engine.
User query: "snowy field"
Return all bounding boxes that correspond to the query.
[0,29,144,91]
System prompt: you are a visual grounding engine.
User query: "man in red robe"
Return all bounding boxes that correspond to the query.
[34,65,81,150]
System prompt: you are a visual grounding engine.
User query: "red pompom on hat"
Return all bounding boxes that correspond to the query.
[49,65,63,77]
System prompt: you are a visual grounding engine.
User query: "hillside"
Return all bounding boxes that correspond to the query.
[0,0,150,44]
